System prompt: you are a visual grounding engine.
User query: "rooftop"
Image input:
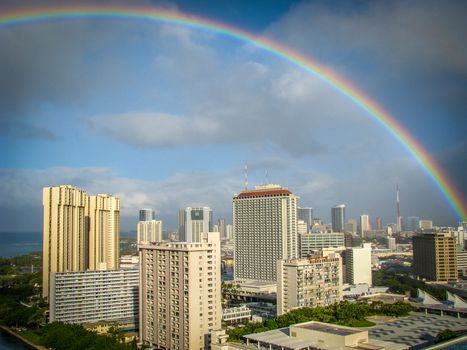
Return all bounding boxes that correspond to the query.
[296,322,360,336]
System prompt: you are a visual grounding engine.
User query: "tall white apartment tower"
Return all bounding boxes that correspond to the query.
[137,220,162,244]
[344,243,372,286]
[139,232,221,350]
[233,184,298,282]
[178,207,213,243]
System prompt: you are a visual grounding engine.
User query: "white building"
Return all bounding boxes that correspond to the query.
[299,232,345,257]
[222,305,251,324]
[233,184,298,282]
[178,207,213,242]
[277,252,342,316]
[359,215,371,237]
[49,268,138,325]
[137,220,162,244]
[139,232,221,350]
[387,237,396,250]
[344,243,372,286]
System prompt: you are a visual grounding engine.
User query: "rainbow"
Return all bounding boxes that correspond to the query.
[1,5,465,220]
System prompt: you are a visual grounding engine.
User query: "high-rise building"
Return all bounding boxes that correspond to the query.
[226,224,233,240]
[218,218,226,239]
[233,184,298,281]
[49,268,138,325]
[387,237,396,250]
[343,243,372,286]
[297,207,313,232]
[277,252,342,316]
[345,219,357,234]
[419,220,433,230]
[42,186,120,299]
[413,233,457,282]
[359,215,371,237]
[139,209,156,222]
[139,232,221,350]
[87,194,120,271]
[137,220,162,244]
[299,232,345,257]
[178,207,213,243]
[375,217,382,230]
[331,204,346,233]
[297,220,308,236]
[405,216,420,232]
[42,185,88,299]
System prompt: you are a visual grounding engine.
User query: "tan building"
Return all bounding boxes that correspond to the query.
[87,194,120,271]
[413,233,458,282]
[277,252,342,316]
[137,220,162,244]
[233,184,298,282]
[139,232,221,350]
[42,185,120,299]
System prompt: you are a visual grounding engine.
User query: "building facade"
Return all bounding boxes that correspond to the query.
[139,209,156,222]
[299,232,345,257]
[233,184,298,282]
[137,220,163,244]
[413,233,458,282]
[49,268,138,325]
[178,207,213,243]
[331,204,346,233]
[359,215,371,237]
[344,243,372,286]
[277,252,342,316]
[87,194,120,271]
[42,185,120,299]
[139,232,221,350]
[297,207,313,233]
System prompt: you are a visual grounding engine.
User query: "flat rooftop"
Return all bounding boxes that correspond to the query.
[296,322,360,336]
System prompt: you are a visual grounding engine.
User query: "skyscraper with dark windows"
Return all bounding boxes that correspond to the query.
[297,207,313,232]
[331,204,346,233]
[139,208,155,222]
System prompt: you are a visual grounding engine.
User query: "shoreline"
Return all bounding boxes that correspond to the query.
[0,325,47,350]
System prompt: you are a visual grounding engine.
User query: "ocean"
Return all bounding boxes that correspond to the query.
[0,233,42,258]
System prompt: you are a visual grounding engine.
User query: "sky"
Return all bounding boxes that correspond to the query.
[0,0,466,232]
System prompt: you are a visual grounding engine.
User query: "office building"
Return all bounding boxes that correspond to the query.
[87,194,120,271]
[345,219,357,234]
[405,216,420,232]
[299,232,345,257]
[387,237,396,250]
[359,215,371,237]
[297,207,313,232]
[297,220,308,236]
[277,252,342,316]
[139,209,156,222]
[419,220,433,230]
[139,232,221,350]
[218,218,227,239]
[42,185,120,299]
[375,217,382,230]
[344,243,372,286]
[49,268,138,325]
[226,224,233,240]
[137,220,162,244]
[233,184,298,281]
[413,233,457,282]
[331,204,346,233]
[178,207,213,242]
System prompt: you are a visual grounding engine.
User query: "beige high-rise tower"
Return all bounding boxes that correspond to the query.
[233,184,298,281]
[139,232,221,350]
[87,194,120,270]
[42,185,120,299]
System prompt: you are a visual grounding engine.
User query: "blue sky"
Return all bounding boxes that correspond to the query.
[0,0,466,232]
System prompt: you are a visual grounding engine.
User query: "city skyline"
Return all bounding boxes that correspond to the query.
[1,0,466,232]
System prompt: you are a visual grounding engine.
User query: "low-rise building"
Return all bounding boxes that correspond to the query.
[222,305,251,325]
[277,252,342,316]
[49,268,139,325]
